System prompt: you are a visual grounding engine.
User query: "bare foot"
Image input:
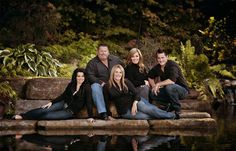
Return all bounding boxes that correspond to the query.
[13,115,23,120]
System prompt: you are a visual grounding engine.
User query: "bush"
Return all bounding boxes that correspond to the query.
[0,81,17,117]
[0,44,61,77]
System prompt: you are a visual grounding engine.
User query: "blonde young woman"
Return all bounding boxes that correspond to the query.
[125,48,150,101]
[103,64,176,120]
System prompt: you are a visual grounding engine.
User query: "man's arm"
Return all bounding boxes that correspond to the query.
[86,60,102,84]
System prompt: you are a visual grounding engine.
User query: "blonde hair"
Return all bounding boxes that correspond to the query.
[109,64,128,91]
[127,48,145,73]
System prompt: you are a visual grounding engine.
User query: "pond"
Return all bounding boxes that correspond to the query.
[0,105,236,151]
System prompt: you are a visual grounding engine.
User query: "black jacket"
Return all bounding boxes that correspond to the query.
[103,79,141,116]
[52,83,93,117]
[86,55,123,85]
[148,60,188,91]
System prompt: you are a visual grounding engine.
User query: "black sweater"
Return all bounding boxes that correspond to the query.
[125,64,148,87]
[148,60,189,91]
[52,83,93,117]
[103,79,141,116]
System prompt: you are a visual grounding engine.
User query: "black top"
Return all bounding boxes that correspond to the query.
[148,60,188,91]
[86,55,123,85]
[52,83,93,117]
[125,64,148,87]
[103,79,141,115]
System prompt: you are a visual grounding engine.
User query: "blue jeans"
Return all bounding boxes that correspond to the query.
[91,83,107,114]
[150,84,188,112]
[121,98,175,120]
[21,101,74,120]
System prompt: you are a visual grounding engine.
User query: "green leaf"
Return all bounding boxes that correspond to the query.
[27,60,36,72]
[38,65,47,76]
[48,68,57,77]
[0,49,11,58]
[36,55,43,65]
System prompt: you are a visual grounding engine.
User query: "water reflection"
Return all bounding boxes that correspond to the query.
[1,105,236,151]
[17,134,180,151]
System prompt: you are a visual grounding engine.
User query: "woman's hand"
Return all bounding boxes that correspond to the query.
[131,101,138,116]
[41,102,52,109]
[87,118,95,123]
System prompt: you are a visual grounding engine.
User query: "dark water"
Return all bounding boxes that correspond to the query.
[1,105,236,151]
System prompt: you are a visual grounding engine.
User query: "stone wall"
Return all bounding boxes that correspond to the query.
[5,77,210,118]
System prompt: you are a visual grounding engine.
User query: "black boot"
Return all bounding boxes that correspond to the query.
[100,112,108,120]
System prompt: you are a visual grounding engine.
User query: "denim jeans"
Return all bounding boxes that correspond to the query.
[150,84,188,112]
[21,101,74,120]
[91,83,107,114]
[121,98,175,120]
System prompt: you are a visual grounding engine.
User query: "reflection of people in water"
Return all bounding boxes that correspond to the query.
[19,134,112,151]
[0,136,14,151]
[114,135,179,151]
[19,134,188,151]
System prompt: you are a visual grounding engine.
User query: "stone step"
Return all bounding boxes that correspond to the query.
[15,99,212,118]
[148,118,216,130]
[37,119,150,130]
[0,120,37,130]
[4,77,200,100]
[149,129,216,136]
[38,129,149,136]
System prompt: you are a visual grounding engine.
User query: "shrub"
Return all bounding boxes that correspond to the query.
[0,44,61,77]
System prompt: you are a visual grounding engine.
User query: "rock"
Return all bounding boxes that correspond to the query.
[0,130,35,136]
[149,129,216,136]
[187,89,199,99]
[0,120,37,130]
[37,119,150,130]
[38,129,149,136]
[15,99,50,114]
[148,118,216,130]
[180,111,211,118]
[1,77,30,98]
[25,78,70,100]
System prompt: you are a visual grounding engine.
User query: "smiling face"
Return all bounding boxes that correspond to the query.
[131,52,140,64]
[97,46,109,61]
[156,52,168,67]
[113,67,123,82]
[76,72,85,85]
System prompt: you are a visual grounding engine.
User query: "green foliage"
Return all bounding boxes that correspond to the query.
[0,81,17,116]
[0,1,61,47]
[140,37,180,68]
[0,44,61,77]
[57,64,77,77]
[179,40,224,101]
[199,17,235,65]
[45,34,98,68]
[210,64,236,79]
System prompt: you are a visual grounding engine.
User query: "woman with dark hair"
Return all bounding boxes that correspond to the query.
[13,68,94,122]
[103,65,176,120]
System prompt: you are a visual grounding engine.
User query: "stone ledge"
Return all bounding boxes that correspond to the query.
[38,129,149,136]
[15,99,211,118]
[149,129,216,136]
[37,119,150,130]
[0,120,37,130]
[25,78,70,100]
[148,118,216,130]
[180,111,211,118]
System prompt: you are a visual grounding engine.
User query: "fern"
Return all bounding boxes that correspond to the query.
[178,40,225,101]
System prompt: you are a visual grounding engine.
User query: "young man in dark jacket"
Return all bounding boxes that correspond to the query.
[148,48,189,119]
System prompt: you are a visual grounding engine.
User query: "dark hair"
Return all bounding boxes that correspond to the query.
[155,48,168,57]
[98,43,108,49]
[71,68,87,91]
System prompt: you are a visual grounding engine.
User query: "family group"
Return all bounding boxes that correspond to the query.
[13,44,189,122]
